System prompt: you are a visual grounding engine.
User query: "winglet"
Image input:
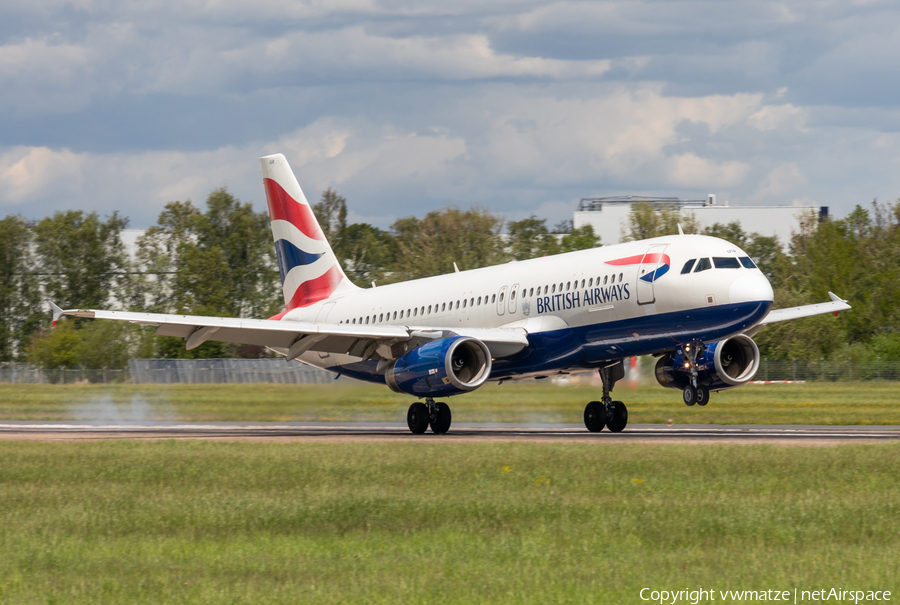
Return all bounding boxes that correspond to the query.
[828,291,846,303]
[49,301,64,327]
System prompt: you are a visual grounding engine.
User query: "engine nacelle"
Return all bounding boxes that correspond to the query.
[385,336,492,397]
[655,334,761,392]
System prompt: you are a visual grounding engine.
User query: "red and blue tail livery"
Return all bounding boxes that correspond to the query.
[260,154,358,310]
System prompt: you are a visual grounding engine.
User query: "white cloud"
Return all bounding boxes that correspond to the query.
[748,104,807,132]
[745,163,807,204]
[663,153,750,188]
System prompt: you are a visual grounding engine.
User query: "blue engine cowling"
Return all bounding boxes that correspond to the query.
[655,334,761,392]
[385,336,492,397]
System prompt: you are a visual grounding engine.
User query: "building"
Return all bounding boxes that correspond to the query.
[573,195,828,245]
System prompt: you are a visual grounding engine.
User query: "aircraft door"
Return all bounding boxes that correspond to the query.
[496,285,508,316]
[508,284,519,314]
[637,245,668,305]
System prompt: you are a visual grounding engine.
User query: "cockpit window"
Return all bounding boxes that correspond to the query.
[694,258,712,273]
[681,259,696,274]
[713,257,741,269]
[739,256,757,269]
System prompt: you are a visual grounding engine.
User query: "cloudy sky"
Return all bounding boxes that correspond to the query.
[2,0,899,229]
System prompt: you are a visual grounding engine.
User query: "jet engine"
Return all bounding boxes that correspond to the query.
[655,334,761,392]
[385,336,492,397]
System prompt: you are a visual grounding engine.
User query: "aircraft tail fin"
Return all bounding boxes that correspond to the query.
[259,154,359,311]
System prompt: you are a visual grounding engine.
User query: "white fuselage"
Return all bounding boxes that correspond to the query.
[280,235,774,382]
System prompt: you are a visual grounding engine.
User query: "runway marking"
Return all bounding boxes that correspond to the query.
[1,422,898,441]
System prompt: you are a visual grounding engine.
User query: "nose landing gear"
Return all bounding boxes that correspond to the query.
[680,341,711,407]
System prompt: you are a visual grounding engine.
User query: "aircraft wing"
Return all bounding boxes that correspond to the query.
[49,303,529,361]
[757,291,851,326]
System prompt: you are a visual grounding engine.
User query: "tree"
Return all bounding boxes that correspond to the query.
[623,203,700,241]
[559,225,600,253]
[339,223,396,287]
[389,207,505,281]
[137,190,280,359]
[0,216,44,361]
[34,210,130,309]
[314,188,347,245]
[506,216,558,260]
[138,190,279,319]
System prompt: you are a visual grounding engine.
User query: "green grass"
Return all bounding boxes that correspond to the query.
[1,380,899,424]
[0,441,897,603]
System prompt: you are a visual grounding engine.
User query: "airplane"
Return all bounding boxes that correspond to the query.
[51,153,851,434]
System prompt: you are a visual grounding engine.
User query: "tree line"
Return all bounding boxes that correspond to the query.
[2,190,898,369]
[1,188,598,368]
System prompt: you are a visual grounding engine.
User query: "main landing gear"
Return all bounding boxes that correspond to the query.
[584,363,628,433]
[680,340,710,407]
[407,398,452,434]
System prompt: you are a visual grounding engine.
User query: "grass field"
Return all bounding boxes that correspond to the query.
[1,380,899,425]
[0,440,897,603]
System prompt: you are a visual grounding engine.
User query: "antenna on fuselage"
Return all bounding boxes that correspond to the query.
[453,262,460,273]
[677,224,685,236]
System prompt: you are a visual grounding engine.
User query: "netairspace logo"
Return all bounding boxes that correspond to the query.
[640,588,892,604]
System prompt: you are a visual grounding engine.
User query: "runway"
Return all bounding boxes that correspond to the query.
[1,421,898,443]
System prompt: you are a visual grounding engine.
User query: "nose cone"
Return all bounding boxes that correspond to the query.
[729,273,774,304]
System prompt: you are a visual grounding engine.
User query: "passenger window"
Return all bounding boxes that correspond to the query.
[603,276,608,285]
[552,284,556,293]
[463,299,467,308]
[491,294,496,303]
[559,282,563,291]
[470,298,474,306]
[393,311,397,320]
[530,288,534,296]
[456,301,460,309]
[694,258,712,272]
[739,256,757,269]
[477,296,481,305]
[618,273,623,282]
[588,278,593,287]
[611,274,616,284]
[414,308,418,316]
[421,306,425,315]
[500,292,504,302]
[441,303,446,312]
[581,279,585,288]
[352,318,356,324]
[681,259,696,274]
[366,316,370,324]
[511,290,516,300]
[379,313,383,322]
[713,257,741,269]
[566,282,570,291]
[428,305,432,314]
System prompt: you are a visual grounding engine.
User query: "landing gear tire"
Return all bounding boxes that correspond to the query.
[695,386,710,407]
[607,401,628,433]
[407,402,429,434]
[683,385,697,406]
[584,401,606,432]
[430,402,452,434]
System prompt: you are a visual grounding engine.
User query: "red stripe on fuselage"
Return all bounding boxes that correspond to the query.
[263,178,324,241]
[606,253,670,266]
[286,265,343,310]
